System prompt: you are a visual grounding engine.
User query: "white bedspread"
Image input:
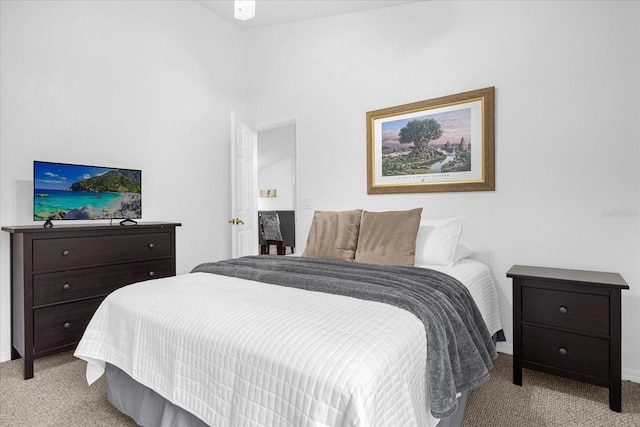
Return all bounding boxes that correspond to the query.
[423,259,503,338]
[75,262,502,427]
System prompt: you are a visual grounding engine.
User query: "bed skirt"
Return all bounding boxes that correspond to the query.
[106,364,208,427]
[105,364,471,427]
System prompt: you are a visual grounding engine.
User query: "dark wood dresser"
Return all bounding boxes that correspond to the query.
[507,265,628,412]
[2,222,181,379]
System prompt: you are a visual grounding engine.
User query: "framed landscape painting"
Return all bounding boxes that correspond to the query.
[366,87,495,194]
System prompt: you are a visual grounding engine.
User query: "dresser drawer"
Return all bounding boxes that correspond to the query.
[33,232,171,271]
[522,286,609,335]
[33,259,172,306]
[522,325,609,379]
[33,298,103,353]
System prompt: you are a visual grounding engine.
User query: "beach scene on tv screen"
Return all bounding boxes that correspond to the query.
[34,163,141,220]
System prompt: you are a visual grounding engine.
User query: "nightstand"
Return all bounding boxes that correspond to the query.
[507,265,629,412]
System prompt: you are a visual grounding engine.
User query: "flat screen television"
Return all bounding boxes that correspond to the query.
[34,161,142,221]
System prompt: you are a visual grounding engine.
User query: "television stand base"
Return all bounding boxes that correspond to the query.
[119,219,138,226]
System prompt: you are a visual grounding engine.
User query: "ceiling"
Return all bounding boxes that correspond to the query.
[196,0,422,30]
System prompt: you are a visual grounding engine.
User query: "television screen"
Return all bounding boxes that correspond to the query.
[34,161,142,221]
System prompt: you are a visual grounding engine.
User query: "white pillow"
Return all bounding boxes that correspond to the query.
[414,217,465,266]
[453,243,474,263]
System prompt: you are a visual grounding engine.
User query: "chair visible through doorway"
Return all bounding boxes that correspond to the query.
[258,210,295,255]
[259,211,284,255]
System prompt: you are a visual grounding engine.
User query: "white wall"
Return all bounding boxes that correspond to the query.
[257,124,296,211]
[0,1,246,361]
[1,0,639,381]
[246,1,640,380]
[258,156,294,211]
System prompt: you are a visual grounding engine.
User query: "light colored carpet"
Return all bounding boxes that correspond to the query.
[0,351,136,426]
[1,351,638,426]
[462,353,640,426]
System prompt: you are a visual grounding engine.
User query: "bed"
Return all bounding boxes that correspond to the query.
[75,209,503,427]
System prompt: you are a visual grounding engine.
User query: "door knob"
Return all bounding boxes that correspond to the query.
[228,218,245,225]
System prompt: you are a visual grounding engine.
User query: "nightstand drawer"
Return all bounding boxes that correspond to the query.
[522,325,609,379]
[522,286,609,335]
[33,298,103,353]
[33,232,171,271]
[33,259,172,306]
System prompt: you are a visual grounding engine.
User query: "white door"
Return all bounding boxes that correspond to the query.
[230,111,258,258]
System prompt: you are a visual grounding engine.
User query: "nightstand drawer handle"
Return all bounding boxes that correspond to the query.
[63,322,71,329]
[148,271,155,277]
[63,283,70,290]
[148,243,155,249]
[558,306,568,314]
[558,347,568,356]
[61,250,70,256]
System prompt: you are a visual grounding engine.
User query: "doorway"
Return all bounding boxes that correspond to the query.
[256,118,298,253]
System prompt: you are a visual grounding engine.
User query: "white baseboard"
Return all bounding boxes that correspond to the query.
[0,349,12,363]
[496,341,512,355]
[623,367,640,383]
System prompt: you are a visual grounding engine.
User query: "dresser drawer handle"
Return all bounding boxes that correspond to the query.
[148,271,155,277]
[558,347,568,356]
[63,283,70,290]
[63,322,71,329]
[61,250,70,256]
[558,306,568,314]
[148,243,155,249]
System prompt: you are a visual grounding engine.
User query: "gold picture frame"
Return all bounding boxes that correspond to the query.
[366,86,495,194]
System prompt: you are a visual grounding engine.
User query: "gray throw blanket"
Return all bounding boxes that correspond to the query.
[192,256,497,418]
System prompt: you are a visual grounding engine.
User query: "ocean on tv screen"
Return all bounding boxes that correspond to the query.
[34,163,141,220]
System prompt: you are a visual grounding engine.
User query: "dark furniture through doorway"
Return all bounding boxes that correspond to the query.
[258,210,295,255]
